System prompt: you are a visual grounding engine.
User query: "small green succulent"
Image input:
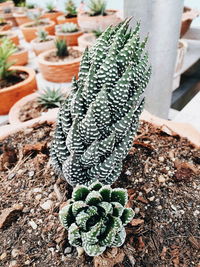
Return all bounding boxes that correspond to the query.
[92,29,103,38]
[37,29,49,42]
[55,39,69,58]
[59,181,134,256]
[27,10,42,26]
[60,23,78,33]
[65,0,77,17]
[88,0,106,16]
[0,38,17,80]
[26,3,36,9]
[46,1,55,12]
[38,88,64,109]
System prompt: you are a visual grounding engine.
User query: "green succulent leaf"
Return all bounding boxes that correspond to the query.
[68,223,82,246]
[111,188,128,206]
[85,191,102,205]
[84,243,106,257]
[89,181,103,191]
[99,186,112,202]
[98,202,113,215]
[112,202,124,217]
[72,186,90,201]
[72,201,87,216]
[59,204,74,229]
[112,227,126,247]
[121,208,135,225]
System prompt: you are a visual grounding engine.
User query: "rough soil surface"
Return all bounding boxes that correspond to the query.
[0,121,199,267]
[19,99,48,122]
[0,71,28,90]
[45,48,82,62]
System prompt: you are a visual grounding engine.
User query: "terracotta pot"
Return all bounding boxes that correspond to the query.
[13,12,32,26]
[57,15,78,25]
[174,40,187,74]
[0,66,37,115]
[55,25,83,46]
[0,1,13,11]
[20,20,55,42]
[181,7,200,37]
[0,20,12,31]
[0,30,19,45]
[78,33,96,50]
[8,92,60,124]
[38,48,82,82]
[8,47,28,66]
[1,11,17,26]
[42,11,63,24]
[31,35,56,55]
[78,10,121,31]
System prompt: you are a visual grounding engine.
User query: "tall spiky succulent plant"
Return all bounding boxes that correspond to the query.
[59,181,134,256]
[51,20,151,187]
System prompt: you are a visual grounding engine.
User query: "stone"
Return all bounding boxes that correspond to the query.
[0,252,7,260]
[40,200,53,210]
[158,176,166,183]
[131,218,144,226]
[0,204,23,229]
[11,249,20,258]
[159,156,164,162]
[29,220,37,230]
[35,194,42,201]
[28,171,35,177]
[64,247,72,254]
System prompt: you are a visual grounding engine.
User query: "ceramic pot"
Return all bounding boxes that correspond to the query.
[0,20,12,31]
[31,35,56,55]
[38,48,82,83]
[0,66,37,115]
[57,15,78,25]
[78,33,96,50]
[20,19,55,42]
[13,12,32,26]
[78,10,121,31]
[55,25,83,46]
[8,47,29,66]
[42,10,63,24]
[0,30,19,45]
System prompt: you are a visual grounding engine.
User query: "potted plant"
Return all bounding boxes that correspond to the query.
[0,0,13,11]
[55,22,83,46]
[78,29,102,50]
[0,30,19,45]
[38,39,82,83]
[0,16,12,30]
[41,1,63,24]
[20,11,55,42]
[1,6,17,26]
[0,38,37,115]
[57,0,78,25]
[7,40,28,66]
[78,0,121,31]
[31,29,56,55]
[13,5,32,26]
[9,87,65,124]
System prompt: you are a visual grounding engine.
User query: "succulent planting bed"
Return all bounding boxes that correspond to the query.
[0,121,199,267]
[44,48,82,63]
[0,71,28,89]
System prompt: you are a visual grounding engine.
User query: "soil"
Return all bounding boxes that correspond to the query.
[65,14,77,19]
[19,99,48,122]
[45,48,82,63]
[35,37,54,43]
[0,71,28,90]
[25,21,50,28]
[0,121,199,267]
[0,22,7,26]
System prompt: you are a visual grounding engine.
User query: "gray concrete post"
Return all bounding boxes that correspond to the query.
[124,0,184,118]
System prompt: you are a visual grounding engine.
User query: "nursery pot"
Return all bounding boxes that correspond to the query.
[0,66,37,115]
[0,30,19,45]
[38,48,82,83]
[13,12,32,26]
[20,19,55,42]
[0,20,12,31]
[55,25,83,46]
[57,15,78,25]
[8,47,29,66]
[42,10,63,24]
[78,9,121,31]
[31,35,56,55]
[78,33,97,50]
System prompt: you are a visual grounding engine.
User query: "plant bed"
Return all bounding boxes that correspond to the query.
[0,30,19,45]
[57,0,78,25]
[8,46,28,66]
[78,9,121,31]
[55,23,83,46]
[20,19,55,42]
[31,29,56,56]
[0,19,12,31]
[38,42,82,83]
[0,119,199,266]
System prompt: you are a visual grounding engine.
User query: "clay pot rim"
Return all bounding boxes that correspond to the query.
[13,12,28,17]
[0,30,17,37]
[0,66,35,93]
[55,27,83,36]
[38,47,82,66]
[31,35,55,44]
[78,9,117,18]
[20,19,55,29]
[12,47,28,56]
[57,15,77,20]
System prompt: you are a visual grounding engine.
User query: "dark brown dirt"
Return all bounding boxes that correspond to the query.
[45,48,82,62]
[19,99,48,122]
[0,71,28,90]
[0,121,199,267]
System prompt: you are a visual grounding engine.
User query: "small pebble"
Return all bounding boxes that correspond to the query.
[134,207,140,214]
[158,176,166,183]
[40,200,53,210]
[148,196,155,202]
[0,252,7,260]
[29,220,37,230]
[64,247,72,254]
[125,170,131,175]
[28,171,35,177]
[194,210,200,216]
[11,249,20,258]
[157,205,162,210]
[159,156,164,162]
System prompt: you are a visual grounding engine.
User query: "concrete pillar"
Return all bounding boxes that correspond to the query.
[124,0,184,118]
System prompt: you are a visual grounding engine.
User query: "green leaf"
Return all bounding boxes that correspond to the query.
[112,202,124,217]
[111,188,128,206]
[72,201,87,216]
[68,223,82,247]
[59,204,74,229]
[98,202,113,215]
[99,186,112,202]
[85,191,102,205]
[111,227,126,247]
[89,181,103,191]
[72,185,90,201]
[82,220,102,245]
[84,243,106,257]
[121,208,135,225]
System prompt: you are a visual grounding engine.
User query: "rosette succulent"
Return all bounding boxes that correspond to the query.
[59,182,134,256]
